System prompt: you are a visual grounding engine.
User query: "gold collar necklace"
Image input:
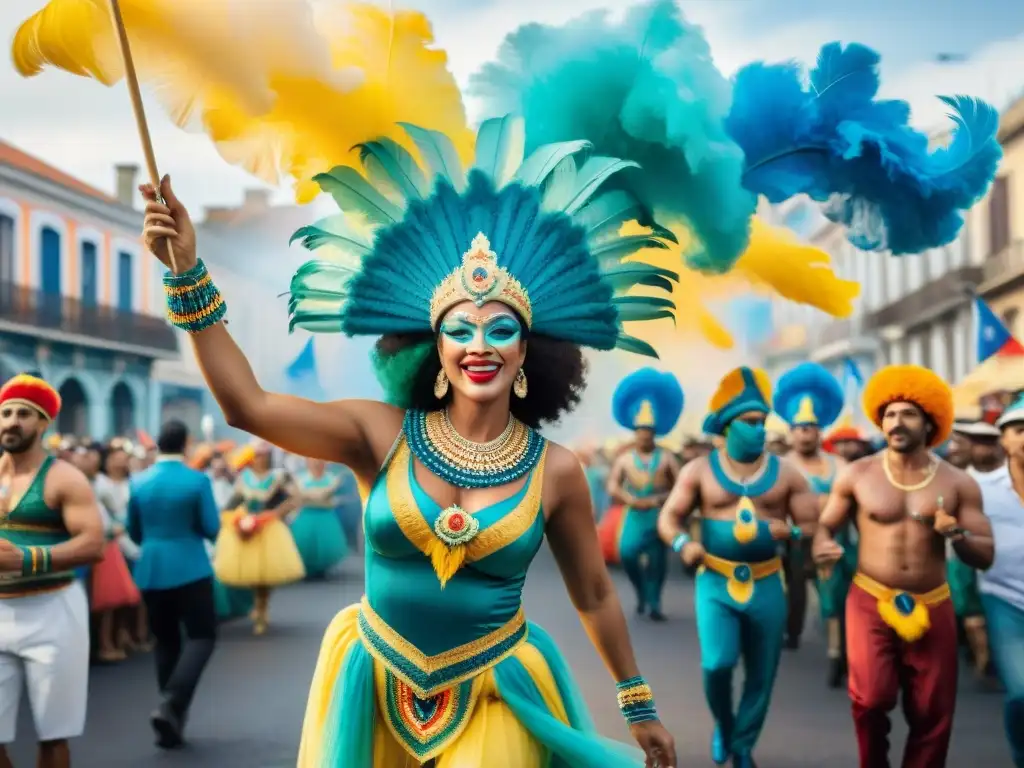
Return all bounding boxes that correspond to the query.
[882,450,938,492]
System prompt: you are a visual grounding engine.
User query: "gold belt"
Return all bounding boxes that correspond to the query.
[853,572,950,643]
[702,554,782,604]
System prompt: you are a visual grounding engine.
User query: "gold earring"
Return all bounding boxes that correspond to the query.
[434,369,449,399]
[513,368,528,399]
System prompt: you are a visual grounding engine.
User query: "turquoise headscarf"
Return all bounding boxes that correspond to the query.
[703,367,772,463]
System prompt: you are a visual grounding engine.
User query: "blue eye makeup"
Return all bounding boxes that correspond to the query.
[439,312,522,347]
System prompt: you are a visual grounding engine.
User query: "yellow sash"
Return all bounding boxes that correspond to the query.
[853,572,951,643]
[702,554,782,604]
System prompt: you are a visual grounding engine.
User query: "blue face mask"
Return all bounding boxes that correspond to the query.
[725,420,766,463]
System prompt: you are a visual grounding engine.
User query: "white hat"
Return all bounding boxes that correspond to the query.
[953,419,1001,438]
[996,395,1024,429]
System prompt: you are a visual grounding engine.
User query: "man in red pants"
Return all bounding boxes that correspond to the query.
[813,365,994,768]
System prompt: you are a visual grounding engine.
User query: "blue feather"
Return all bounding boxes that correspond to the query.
[727,42,1002,255]
[398,123,466,192]
[612,368,684,435]
[473,115,527,187]
[772,362,845,429]
[354,139,429,200]
[469,0,755,274]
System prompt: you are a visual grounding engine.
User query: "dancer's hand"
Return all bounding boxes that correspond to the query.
[812,536,843,566]
[768,518,792,540]
[0,540,23,574]
[630,720,677,768]
[934,508,964,541]
[140,175,197,273]
[679,541,705,568]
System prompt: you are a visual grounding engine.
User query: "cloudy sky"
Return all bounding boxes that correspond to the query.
[2,0,1023,213]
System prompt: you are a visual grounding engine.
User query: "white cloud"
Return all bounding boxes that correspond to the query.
[879,33,1024,130]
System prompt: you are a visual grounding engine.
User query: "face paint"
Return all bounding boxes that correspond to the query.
[439,312,522,347]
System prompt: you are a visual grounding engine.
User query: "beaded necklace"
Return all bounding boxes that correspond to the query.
[404,409,546,489]
[709,450,780,545]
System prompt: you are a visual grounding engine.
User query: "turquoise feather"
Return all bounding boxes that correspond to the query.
[289,117,678,358]
[354,139,429,200]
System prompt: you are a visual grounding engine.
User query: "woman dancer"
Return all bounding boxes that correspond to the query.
[291,457,348,579]
[141,116,677,767]
[213,442,305,635]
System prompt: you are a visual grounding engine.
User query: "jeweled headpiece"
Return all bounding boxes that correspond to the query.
[288,116,678,358]
[429,233,532,329]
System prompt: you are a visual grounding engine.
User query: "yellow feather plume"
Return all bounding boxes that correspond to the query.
[12,0,472,202]
[622,218,860,349]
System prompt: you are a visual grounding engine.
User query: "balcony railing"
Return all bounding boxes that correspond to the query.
[982,239,1024,287]
[0,281,178,354]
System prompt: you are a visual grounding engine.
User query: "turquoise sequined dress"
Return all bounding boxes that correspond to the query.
[291,471,349,578]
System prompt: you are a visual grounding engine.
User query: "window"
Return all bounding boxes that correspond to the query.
[80,241,97,307]
[989,175,1011,255]
[40,226,61,296]
[117,251,132,312]
[0,214,13,284]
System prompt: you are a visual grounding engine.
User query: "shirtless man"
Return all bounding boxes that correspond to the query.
[813,364,994,768]
[0,375,105,768]
[607,369,683,620]
[658,366,818,768]
[773,362,850,687]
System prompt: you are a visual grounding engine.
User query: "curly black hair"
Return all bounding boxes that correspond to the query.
[373,329,588,429]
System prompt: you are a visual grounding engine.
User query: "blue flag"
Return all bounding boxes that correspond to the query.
[285,338,325,399]
[974,296,1024,363]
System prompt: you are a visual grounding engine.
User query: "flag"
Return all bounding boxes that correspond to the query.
[285,338,325,400]
[974,296,1024,363]
[840,356,865,428]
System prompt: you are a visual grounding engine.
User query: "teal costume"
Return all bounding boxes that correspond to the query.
[773,363,855,624]
[611,369,684,618]
[698,366,784,766]
[291,471,349,578]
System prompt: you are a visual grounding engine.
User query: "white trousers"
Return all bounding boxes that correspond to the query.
[0,582,90,743]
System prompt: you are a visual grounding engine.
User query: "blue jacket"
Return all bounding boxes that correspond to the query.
[127,457,221,591]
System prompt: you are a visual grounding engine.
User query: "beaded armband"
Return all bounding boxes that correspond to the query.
[163,259,227,333]
[790,525,803,541]
[671,532,691,553]
[20,545,52,577]
[616,676,658,725]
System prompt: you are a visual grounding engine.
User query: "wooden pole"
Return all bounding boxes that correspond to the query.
[104,0,178,273]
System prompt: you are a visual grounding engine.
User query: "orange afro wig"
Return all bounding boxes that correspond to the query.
[862,364,953,448]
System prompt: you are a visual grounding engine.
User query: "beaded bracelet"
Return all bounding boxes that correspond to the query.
[790,525,803,541]
[671,532,691,553]
[616,676,658,725]
[163,259,227,333]
[20,545,52,577]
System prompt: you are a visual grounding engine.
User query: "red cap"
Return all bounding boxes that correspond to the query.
[0,374,61,421]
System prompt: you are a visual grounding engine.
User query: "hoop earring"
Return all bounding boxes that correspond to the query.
[434,369,449,399]
[513,368,528,399]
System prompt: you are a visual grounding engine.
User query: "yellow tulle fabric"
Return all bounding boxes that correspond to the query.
[299,606,568,768]
[213,510,306,587]
[625,218,860,348]
[12,0,472,202]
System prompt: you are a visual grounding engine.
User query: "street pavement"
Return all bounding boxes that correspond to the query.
[9,547,1012,767]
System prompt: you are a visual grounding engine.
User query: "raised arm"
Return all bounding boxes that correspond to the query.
[141,177,396,479]
[656,458,702,547]
[950,473,994,570]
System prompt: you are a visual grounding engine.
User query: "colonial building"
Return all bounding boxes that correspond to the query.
[0,141,177,438]
[973,95,1024,339]
[760,189,978,388]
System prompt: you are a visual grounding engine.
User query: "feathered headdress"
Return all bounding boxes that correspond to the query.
[727,43,1002,255]
[289,115,677,357]
[773,362,845,430]
[612,368,684,436]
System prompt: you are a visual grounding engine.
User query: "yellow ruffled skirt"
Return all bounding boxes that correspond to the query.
[213,512,306,588]
[299,605,644,768]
